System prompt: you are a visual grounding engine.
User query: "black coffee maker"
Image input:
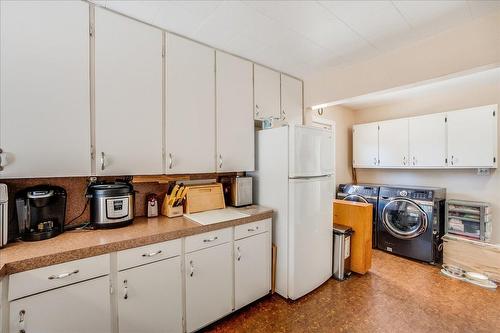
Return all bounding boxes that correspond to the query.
[15,185,66,241]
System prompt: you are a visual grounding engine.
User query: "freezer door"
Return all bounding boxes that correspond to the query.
[289,126,333,178]
[288,176,333,300]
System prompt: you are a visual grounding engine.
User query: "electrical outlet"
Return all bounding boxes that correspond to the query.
[477,168,490,176]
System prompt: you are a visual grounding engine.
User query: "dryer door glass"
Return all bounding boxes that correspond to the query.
[382,199,428,239]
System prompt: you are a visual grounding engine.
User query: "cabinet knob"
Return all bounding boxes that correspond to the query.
[236,246,241,261]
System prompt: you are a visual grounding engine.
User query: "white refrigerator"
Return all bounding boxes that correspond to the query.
[251,125,334,300]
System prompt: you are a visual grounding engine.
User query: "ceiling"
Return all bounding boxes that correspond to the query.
[332,66,500,110]
[92,0,500,79]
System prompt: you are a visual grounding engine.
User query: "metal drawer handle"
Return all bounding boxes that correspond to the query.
[142,250,162,257]
[18,310,26,333]
[189,260,194,277]
[48,269,79,280]
[247,226,259,232]
[218,154,223,169]
[168,153,173,169]
[203,236,218,243]
[123,279,128,299]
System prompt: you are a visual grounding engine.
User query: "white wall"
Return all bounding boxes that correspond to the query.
[353,74,500,243]
[304,106,355,185]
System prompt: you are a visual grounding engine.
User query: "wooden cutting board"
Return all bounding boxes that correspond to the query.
[333,199,373,274]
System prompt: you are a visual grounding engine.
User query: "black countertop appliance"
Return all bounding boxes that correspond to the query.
[15,185,66,241]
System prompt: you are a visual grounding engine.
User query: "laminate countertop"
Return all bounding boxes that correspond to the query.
[0,205,272,278]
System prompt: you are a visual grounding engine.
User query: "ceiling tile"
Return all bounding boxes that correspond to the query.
[244,1,371,57]
[104,1,160,23]
[393,1,470,38]
[152,1,221,37]
[319,0,412,49]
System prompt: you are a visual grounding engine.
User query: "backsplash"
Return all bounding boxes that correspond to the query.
[1,173,238,229]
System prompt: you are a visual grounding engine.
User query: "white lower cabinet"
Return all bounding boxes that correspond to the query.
[234,232,271,310]
[185,242,233,333]
[9,276,111,333]
[117,257,182,333]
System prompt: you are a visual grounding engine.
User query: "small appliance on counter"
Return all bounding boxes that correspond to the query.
[146,193,159,218]
[0,184,8,247]
[231,176,253,207]
[15,185,67,241]
[88,181,134,228]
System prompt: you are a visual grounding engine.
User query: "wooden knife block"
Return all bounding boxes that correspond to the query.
[333,199,373,274]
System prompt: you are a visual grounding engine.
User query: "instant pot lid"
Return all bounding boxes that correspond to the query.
[88,182,134,197]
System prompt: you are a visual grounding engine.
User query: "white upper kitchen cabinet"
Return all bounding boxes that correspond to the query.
[280,74,303,125]
[409,113,447,168]
[117,258,183,333]
[378,118,409,168]
[352,123,379,168]
[94,7,163,176]
[216,51,254,172]
[166,33,216,174]
[447,105,497,168]
[254,64,281,120]
[0,1,91,178]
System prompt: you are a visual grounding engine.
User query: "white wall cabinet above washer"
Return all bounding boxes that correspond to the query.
[378,118,409,168]
[0,1,91,178]
[166,33,216,174]
[280,74,303,125]
[409,113,447,168]
[353,104,498,169]
[216,51,254,172]
[94,7,163,176]
[447,105,497,168]
[353,123,379,168]
[254,64,281,120]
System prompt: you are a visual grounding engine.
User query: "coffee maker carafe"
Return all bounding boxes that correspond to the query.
[15,185,66,241]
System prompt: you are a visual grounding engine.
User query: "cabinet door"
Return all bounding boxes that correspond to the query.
[216,51,254,172]
[281,74,303,125]
[166,34,215,174]
[447,105,497,168]
[379,118,409,167]
[117,257,182,333]
[95,8,163,175]
[0,1,90,178]
[234,232,270,310]
[185,243,232,333]
[352,123,379,168]
[254,64,280,120]
[409,113,447,167]
[9,276,111,333]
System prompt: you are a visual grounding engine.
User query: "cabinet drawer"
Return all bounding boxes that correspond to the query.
[234,219,270,240]
[117,239,181,271]
[185,228,232,253]
[9,254,110,301]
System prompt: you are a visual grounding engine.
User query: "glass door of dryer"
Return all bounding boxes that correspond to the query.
[382,199,428,239]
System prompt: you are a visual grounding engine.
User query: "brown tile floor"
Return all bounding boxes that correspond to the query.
[203,250,500,333]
